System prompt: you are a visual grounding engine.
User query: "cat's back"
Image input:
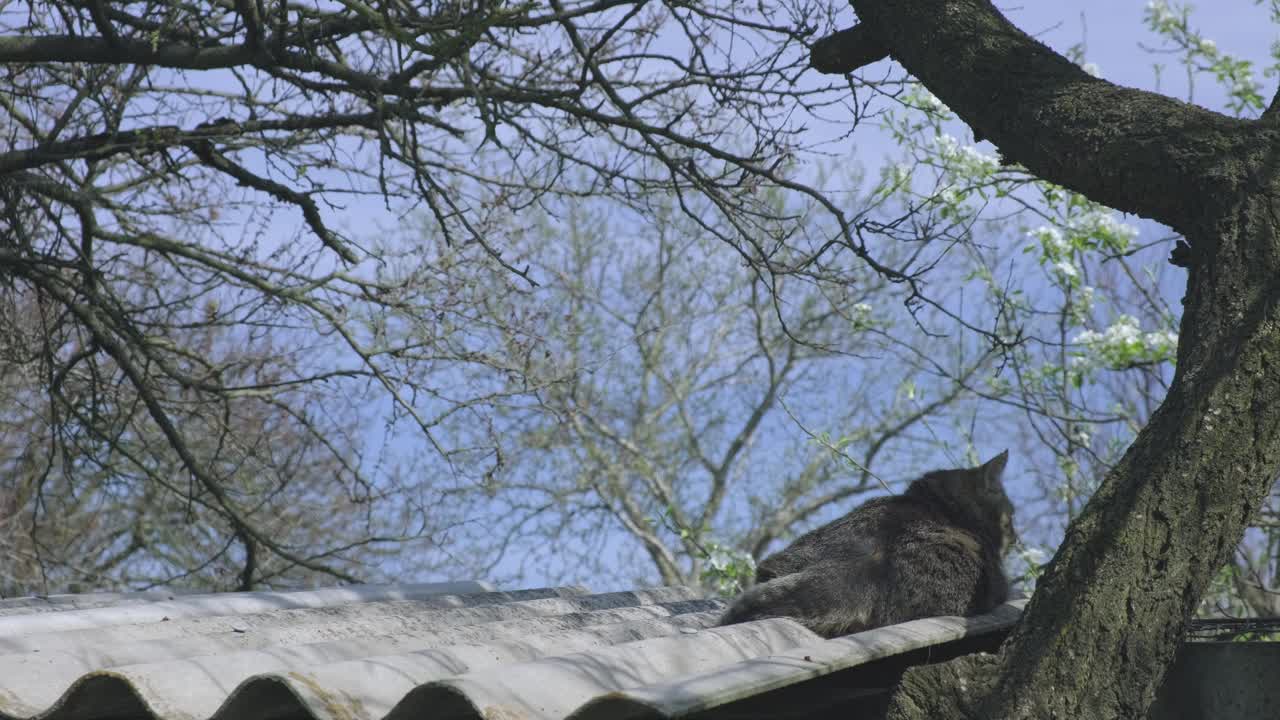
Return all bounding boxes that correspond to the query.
[757,494,947,580]
[825,492,956,543]
[880,501,1008,619]
[820,489,1005,623]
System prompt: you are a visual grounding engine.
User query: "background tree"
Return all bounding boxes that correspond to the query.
[0,0,986,591]
[425,187,998,591]
[0,0,815,589]
[0,282,435,591]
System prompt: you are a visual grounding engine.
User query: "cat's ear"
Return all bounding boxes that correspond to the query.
[980,450,1009,483]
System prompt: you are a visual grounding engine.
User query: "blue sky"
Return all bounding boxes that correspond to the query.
[1026,1,1273,98]
[435,1,1280,590]
[25,0,1270,591]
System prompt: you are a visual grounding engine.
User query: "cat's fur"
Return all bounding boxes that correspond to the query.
[720,451,1016,638]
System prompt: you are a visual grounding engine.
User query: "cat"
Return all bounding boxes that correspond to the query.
[719,451,1016,638]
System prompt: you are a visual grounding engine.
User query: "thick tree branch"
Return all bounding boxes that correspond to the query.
[234,0,265,53]
[1263,86,1280,123]
[85,0,119,47]
[0,113,465,176]
[0,35,483,103]
[839,0,1267,232]
[809,24,888,74]
[0,35,255,69]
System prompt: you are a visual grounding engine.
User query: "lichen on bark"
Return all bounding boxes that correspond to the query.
[889,653,998,719]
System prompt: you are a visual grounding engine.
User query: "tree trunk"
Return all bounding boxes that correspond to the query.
[816,1,1280,717]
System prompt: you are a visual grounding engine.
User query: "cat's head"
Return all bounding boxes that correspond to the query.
[912,450,1017,554]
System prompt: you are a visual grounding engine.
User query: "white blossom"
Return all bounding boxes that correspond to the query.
[932,134,999,173]
[886,163,912,187]
[1077,285,1096,311]
[1075,315,1141,347]
[1074,315,1178,369]
[938,186,964,206]
[1150,329,1179,349]
[1072,210,1138,243]
[918,89,951,114]
[1030,225,1068,254]
[1053,260,1079,282]
[1019,545,1049,565]
[1146,0,1176,26]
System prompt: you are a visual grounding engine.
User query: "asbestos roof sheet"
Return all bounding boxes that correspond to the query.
[0,581,1026,720]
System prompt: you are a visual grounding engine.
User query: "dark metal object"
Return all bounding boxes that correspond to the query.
[1185,616,1280,641]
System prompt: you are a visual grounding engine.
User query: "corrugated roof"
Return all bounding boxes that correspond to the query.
[0,582,1026,720]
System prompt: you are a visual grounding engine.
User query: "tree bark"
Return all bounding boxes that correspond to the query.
[817,1,1280,717]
